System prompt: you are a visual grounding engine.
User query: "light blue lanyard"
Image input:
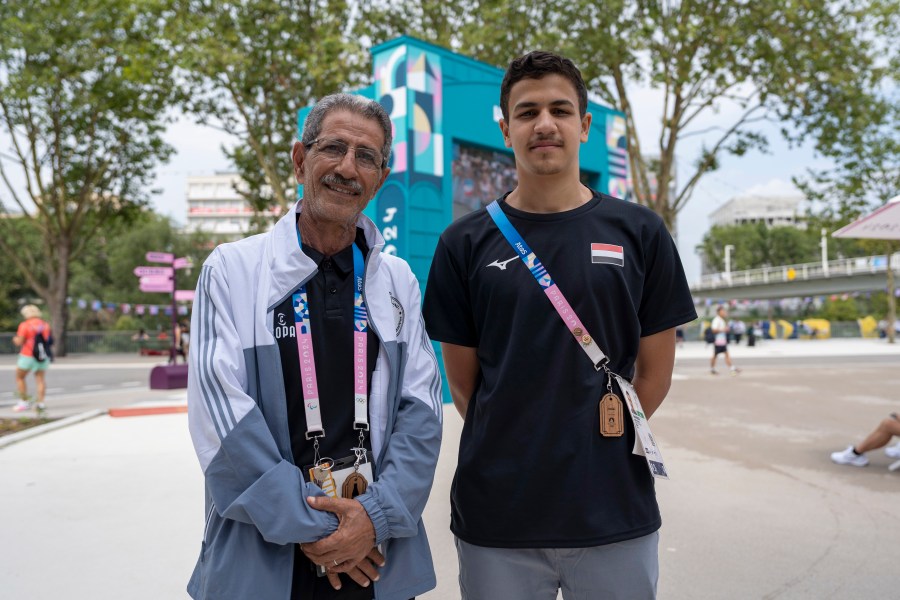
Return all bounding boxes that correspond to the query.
[485,200,609,370]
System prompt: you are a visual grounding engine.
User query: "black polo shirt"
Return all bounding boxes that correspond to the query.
[274,227,378,600]
[423,190,697,549]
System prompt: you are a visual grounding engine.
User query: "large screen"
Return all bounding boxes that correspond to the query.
[451,143,517,220]
[451,142,600,220]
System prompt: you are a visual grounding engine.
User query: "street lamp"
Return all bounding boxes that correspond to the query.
[820,228,829,277]
[724,244,735,282]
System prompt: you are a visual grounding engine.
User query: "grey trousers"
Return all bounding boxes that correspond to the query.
[456,531,659,600]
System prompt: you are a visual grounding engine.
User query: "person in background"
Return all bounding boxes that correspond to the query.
[12,304,52,416]
[710,305,740,376]
[830,412,900,467]
[175,320,190,364]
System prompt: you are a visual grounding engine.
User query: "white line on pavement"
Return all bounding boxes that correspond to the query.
[81,385,104,391]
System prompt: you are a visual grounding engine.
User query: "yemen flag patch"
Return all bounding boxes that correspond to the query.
[591,243,624,266]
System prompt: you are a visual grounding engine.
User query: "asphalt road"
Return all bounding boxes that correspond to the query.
[1,343,898,599]
[0,354,177,413]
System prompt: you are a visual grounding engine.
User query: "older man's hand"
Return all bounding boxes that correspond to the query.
[301,496,384,590]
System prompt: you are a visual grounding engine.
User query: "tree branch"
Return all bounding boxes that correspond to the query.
[672,104,767,213]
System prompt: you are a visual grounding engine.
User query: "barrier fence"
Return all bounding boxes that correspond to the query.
[0,331,175,355]
[0,322,880,355]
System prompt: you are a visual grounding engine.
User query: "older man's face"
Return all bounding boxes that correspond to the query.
[292,110,390,228]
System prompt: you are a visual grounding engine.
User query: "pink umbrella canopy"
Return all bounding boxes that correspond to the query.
[833,195,900,239]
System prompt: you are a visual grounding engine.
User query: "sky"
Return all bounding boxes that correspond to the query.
[147,85,830,284]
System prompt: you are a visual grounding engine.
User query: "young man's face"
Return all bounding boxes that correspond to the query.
[291,109,390,227]
[499,74,591,179]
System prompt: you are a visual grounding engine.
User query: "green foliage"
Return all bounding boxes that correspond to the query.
[698,222,829,271]
[818,298,860,322]
[113,316,141,331]
[0,217,40,329]
[170,0,368,219]
[362,0,897,231]
[65,211,217,331]
[0,0,179,352]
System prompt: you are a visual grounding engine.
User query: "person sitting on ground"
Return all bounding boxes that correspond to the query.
[830,412,900,467]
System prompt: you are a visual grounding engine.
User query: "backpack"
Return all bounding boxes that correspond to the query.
[33,326,50,362]
[704,326,715,344]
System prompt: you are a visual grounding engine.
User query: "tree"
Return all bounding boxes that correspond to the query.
[795,82,900,340]
[67,210,216,332]
[0,215,38,331]
[0,0,178,355]
[698,222,823,272]
[361,0,896,233]
[171,0,370,227]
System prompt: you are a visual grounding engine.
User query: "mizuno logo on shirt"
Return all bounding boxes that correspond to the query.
[591,243,624,267]
[487,256,518,270]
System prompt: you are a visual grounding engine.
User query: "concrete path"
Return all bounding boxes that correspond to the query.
[1,339,898,599]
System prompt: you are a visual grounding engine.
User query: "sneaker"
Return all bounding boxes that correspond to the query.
[12,399,33,412]
[885,444,900,459]
[710,369,719,375]
[730,367,742,376]
[830,446,869,467]
[35,404,47,418]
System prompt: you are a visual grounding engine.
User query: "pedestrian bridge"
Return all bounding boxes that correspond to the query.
[690,254,900,300]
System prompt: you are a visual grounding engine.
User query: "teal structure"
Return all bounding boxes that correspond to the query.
[299,37,629,402]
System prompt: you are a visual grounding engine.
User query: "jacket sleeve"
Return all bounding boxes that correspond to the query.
[355,266,443,544]
[187,252,338,546]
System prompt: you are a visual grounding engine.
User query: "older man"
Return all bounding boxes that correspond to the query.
[187,93,443,600]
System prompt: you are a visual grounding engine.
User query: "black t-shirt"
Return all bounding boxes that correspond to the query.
[423,190,697,548]
[274,228,378,600]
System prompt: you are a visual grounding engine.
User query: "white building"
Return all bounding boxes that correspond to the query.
[185,173,281,237]
[709,194,807,229]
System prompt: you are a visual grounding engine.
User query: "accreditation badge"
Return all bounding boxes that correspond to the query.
[304,451,375,499]
[613,375,669,480]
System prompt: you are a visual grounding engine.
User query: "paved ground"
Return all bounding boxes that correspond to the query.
[1,339,898,599]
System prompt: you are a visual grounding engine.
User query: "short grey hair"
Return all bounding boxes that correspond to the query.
[301,93,392,169]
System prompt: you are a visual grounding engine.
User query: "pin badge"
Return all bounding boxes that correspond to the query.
[573,327,583,337]
[581,334,592,345]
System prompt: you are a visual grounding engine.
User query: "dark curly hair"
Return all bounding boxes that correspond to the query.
[499,51,588,122]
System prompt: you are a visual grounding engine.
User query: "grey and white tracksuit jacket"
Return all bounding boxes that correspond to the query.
[186,201,443,599]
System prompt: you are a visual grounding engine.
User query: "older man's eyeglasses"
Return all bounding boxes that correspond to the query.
[306,138,384,171]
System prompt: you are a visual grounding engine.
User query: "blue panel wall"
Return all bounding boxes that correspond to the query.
[299,36,628,403]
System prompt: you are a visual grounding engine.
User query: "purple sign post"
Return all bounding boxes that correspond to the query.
[136,252,193,368]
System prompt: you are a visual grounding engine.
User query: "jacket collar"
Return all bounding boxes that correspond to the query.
[264,199,384,310]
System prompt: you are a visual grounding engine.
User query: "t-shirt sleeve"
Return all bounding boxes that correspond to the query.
[638,220,698,337]
[422,235,478,347]
[16,322,27,337]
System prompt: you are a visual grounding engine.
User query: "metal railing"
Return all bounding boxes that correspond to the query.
[0,331,164,355]
[693,253,900,291]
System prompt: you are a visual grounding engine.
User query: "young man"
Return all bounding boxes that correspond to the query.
[423,52,696,599]
[710,305,740,375]
[187,93,443,600]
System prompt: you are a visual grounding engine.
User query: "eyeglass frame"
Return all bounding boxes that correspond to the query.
[304,137,387,170]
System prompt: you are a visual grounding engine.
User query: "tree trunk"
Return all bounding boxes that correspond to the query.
[46,243,71,357]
